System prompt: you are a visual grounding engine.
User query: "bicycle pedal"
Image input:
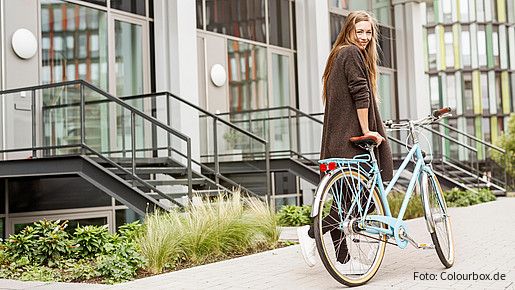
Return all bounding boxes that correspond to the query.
[418,243,434,249]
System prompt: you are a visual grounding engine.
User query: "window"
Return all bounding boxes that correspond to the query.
[378,72,394,119]
[476,0,485,22]
[481,73,489,114]
[269,0,292,48]
[461,29,471,67]
[463,73,473,115]
[227,40,268,112]
[495,73,502,113]
[110,0,146,16]
[492,26,500,67]
[206,0,267,43]
[378,26,392,68]
[429,75,440,110]
[442,0,453,23]
[426,0,435,25]
[460,0,470,22]
[446,74,456,109]
[477,25,487,67]
[197,0,203,29]
[427,28,437,70]
[372,0,391,26]
[330,13,346,45]
[444,30,454,68]
[482,117,491,142]
[41,1,108,90]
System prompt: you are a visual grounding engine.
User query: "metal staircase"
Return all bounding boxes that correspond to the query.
[217,106,508,197]
[0,80,272,216]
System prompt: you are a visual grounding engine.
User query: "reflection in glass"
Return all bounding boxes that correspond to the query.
[197,0,203,29]
[460,0,469,22]
[378,73,392,119]
[444,31,454,68]
[446,74,456,109]
[477,26,487,67]
[269,0,291,48]
[206,0,266,43]
[227,40,268,112]
[41,1,108,152]
[330,13,346,45]
[427,30,437,70]
[114,21,144,156]
[41,1,108,90]
[271,54,291,151]
[429,75,440,110]
[378,26,392,68]
[463,73,473,115]
[372,0,391,25]
[111,0,146,16]
[492,27,500,67]
[481,73,489,114]
[426,0,435,24]
[461,30,471,67]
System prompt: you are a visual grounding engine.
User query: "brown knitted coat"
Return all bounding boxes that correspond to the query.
[320,45,393,181]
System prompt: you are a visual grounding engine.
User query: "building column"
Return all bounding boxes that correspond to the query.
[154,0,200,168]
[393,0,430,120]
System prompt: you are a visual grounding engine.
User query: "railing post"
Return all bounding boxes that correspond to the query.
[80,83,86,155]
[131,112,136,186]
[31,90,37,158]
[166,94,172,157]
[213,118,220,184]
[287,108,292,158]
[187,138,193,199]
[265,142,272,210]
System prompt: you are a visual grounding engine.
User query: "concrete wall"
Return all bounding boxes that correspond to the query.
[0,0,40,159]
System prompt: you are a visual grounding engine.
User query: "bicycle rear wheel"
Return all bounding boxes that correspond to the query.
[313,169,386,287]
[422,171,455,268]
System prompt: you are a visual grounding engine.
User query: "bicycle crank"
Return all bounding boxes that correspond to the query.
[399,228,435,250]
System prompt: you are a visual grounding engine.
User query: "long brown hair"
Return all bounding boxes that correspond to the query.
[322,11,379,103]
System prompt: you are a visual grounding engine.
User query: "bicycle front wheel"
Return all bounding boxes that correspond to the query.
[422,172,455,268]
[313,169,386,287]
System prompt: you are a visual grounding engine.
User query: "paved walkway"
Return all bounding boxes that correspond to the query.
[1,198,514,289]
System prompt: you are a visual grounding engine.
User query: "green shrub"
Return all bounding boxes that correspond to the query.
[387,191,425,220]
[491,114,515,180]
[73,225,110,258]
[117,221,143,241]
[445,187,496,207]
[3,220,73,266]
[276,205,311,226]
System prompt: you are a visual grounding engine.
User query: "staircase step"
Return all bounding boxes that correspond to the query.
[107,167,187,175]
[143,178,206,186]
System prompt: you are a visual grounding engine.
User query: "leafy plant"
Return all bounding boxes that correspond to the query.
[117,221,143,242]
[73,225,110,258]
[276,205,312,226]
[444,187,496,207]
[387,191,425,220]
[3,220,73,266]
[491,113,515,180]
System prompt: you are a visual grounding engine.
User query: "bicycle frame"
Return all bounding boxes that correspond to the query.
[361,142,432,249]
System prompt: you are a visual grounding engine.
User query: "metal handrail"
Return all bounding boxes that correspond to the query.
[0,80,194,205]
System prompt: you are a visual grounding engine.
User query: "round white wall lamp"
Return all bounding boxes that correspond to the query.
[210,64,227,87]
[11,28,38,60]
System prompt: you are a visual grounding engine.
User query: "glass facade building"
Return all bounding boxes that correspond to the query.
[425,0,515,147]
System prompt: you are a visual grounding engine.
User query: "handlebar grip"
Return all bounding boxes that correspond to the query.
[432,107,451,118]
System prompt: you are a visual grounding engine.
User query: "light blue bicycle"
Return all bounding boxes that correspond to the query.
[311,107,455,287]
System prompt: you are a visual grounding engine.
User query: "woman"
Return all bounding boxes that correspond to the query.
[298,11,393,268]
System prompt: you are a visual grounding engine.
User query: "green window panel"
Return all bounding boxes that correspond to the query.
[501,71,511,114]
[497,0,506,22]
[453,24,460,69]
[472,70,482,114]
[486,24,494,68]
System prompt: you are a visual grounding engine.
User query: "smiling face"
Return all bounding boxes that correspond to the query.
[354,20,373,50]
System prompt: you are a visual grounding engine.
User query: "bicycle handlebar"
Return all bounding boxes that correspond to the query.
[384,107,452,129]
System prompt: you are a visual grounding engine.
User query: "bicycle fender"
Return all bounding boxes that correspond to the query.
[310,170,335,217]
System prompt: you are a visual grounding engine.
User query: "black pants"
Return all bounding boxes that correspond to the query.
[308,179,374,264]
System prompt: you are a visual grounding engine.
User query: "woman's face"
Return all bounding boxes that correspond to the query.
[354,20,373,50]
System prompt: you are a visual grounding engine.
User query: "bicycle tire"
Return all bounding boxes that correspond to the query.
[422,172,455,268]
[313,169,387,287]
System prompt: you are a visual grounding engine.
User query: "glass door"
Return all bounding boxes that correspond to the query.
[108,14,150,156]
